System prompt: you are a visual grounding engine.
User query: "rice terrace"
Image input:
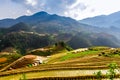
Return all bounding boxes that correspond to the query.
[1,46,120,80]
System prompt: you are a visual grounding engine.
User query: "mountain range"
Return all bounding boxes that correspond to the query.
[79,11,120,28]
[0,11,81,34]
[0,11,120,54]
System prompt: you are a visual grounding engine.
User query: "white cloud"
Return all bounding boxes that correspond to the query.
[26,10,32,15]
[73,0,120,20]
[1,0,120,20]
[25,0,38,6]
[63,0,88,20]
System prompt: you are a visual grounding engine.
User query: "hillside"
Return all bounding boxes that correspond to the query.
[79,11,120,40]
[0,42,70,70]
[1,46,120,80]
[0,26,119,53]
[0,11,120,54]
[79,11,120,28]
[0,32,52,54]
[67,32,120,49]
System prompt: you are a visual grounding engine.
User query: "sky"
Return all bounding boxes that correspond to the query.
[0,0,120,20]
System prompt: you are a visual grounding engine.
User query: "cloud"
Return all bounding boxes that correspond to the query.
[25,0,38,6]
[26,9,32,15]
[11,0,88,19]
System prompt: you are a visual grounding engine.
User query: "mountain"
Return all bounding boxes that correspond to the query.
[67,32,120,49]
[79,11,120,28]
[0,11,103,34]
[0,11,81,34]
[0,11,120,54]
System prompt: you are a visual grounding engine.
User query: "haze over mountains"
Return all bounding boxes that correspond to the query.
[79,11,120,40]
[0,11,120,54]
[79,11,120,28]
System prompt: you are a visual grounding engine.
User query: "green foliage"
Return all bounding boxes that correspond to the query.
[19,73,27,80]
[89,46,110,51]
[0,53,22,61]
[60,50,98,61]
[106,63,118,80]
[9,53,22,60]
[55,41,66,48]
[27,64,33,67]
[55,41,73,51]
[94,71,102,80]
[8,22,32,32]
[28,42,72,56]
[30,50,52,56]
[65,46,73,51]
[94,63,118,80]
[98,48,120,57]
[68,32,120,49]
[0,32,52,54]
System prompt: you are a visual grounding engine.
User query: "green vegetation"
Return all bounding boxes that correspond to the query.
[0,53,22,69]
[0,53,22,61]
[98,48,120,57]
[55,41,73,51]
[89,46,110,51]
[94,71,102,80]
[94,63,119,80]
[19,73,27,80]
[28,41,72,56]
[27,64,33,68]
[1,11,120,80]
[60,50,98,61]
[0,32,51,54]
[107,63,118,80]
[0,49,120,79]
[1,46,120,80]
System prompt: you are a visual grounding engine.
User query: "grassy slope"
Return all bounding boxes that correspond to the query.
[1,47,120,79]
[60,50,98,61]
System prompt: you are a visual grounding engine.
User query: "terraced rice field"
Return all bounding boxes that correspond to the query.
[1,56,120,79]
[0,48,120,80]
[0,69,116,80]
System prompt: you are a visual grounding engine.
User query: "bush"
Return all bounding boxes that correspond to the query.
[89,46,110,51]
[19,73,27,80]
[94,63,118,80]
[94,71,102,80]
[107,63,118,80]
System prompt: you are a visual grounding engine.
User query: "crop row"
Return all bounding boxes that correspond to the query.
[1,59,120,76]
[28,75,120,80]
[0,65,109,77]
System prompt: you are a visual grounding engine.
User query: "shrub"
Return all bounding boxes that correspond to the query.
[106,63,118,80]
[94,71,102,80]
[19,73,27,80]
[89,46,110,51]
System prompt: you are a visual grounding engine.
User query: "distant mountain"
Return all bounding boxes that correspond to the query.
[79,11,120,28]
[0,11,120,54]
[67,32,120,49]
[0,11,102,34]
[0,11,81,34]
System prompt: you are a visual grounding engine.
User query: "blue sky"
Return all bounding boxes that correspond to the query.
[0,0,120,20]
